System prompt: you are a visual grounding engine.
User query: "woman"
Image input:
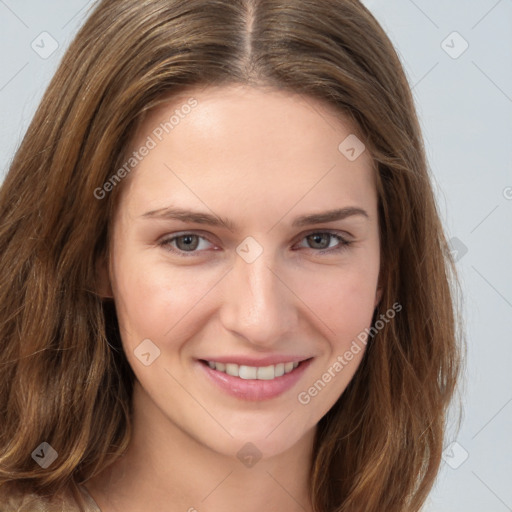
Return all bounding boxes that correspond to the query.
[0,0,463,510]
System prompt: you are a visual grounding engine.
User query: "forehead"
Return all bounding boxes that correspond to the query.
[119,84,377,219]
[138,84,365,154]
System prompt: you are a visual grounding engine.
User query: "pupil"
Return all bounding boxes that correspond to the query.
[310,233,328,249]
[178,235,198,251]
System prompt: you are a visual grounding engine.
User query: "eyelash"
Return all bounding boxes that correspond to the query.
[158,231,352,257]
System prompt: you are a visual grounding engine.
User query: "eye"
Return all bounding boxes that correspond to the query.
[159,233,215,255]
[158,230,351,257]
[296,231,351,254]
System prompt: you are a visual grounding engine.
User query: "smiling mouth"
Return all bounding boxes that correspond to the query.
[199,359,311,380]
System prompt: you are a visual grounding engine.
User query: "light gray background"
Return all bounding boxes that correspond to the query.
[1,1,511,510]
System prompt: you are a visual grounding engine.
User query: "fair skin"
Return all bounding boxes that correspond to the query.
[87,84,382,512]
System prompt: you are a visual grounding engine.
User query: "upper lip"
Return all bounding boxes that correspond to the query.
[199,355,313,367]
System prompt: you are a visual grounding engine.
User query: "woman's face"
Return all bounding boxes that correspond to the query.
[106,84,381,458]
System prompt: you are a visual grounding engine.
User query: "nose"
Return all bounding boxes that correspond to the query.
[219,249,298,348]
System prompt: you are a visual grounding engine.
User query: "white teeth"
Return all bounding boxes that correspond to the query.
[257,365,275,380]
[239,365,257,380]
[275,363,285,377]
[284,362,294,373]
[225,363,239,377]
[207,360,302,380]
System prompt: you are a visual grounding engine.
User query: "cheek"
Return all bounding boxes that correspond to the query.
[291,264,378,412]
[111,251,216,349]
[291,260,379,346]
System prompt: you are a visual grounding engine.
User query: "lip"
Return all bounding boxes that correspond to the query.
[197,357,314,401]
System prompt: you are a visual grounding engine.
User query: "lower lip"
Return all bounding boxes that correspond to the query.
[198,359,313,401]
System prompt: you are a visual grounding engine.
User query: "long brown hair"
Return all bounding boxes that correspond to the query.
[0,0,463,510]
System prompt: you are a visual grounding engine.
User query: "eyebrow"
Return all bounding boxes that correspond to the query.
[141,206,369,230]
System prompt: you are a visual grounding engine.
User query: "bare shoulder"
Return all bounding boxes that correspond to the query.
[0,484,100,512]
[0,484,62,512]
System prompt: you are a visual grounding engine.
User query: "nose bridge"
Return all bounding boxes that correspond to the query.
[220,249,295,345]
